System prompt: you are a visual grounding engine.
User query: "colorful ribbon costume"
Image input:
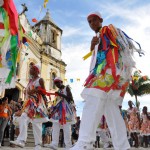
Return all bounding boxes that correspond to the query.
[83,24,142,99]
[0,0,27,92]
[22,77,48,121]
[50,85,76,125]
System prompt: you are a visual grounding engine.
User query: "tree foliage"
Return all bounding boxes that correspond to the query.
[127,70,150,108]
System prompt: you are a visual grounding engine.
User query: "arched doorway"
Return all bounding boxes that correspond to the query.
[4,88,20,102]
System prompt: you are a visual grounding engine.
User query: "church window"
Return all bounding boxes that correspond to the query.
[51,30,57,48]
[51,72,56,89]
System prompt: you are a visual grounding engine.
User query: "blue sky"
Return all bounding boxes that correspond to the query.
[14,0,150,116]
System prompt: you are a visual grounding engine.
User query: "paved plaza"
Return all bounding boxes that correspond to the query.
[0,147,150,150]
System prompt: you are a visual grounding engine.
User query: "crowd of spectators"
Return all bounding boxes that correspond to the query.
[0,97,149,149]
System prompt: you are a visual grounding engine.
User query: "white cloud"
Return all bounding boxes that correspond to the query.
[62,26,81,37]
[62,26,93,38]
[61,43,91,101]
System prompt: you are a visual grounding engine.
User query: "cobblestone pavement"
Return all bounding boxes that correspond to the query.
[0,147,150,150]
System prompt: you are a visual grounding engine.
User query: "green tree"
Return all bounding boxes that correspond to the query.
[128,70,150,109]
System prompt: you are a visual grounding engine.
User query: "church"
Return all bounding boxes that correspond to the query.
[0,6,66,102]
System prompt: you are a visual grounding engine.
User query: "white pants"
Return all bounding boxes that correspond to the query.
[17,113,42,146]
[78,90,130,150]
[52,122,72,148]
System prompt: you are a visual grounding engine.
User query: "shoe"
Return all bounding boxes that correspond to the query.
[65,147,71,150]
[34,145,41,150]
[10,140,25,148]
[10,143,16,148]
[43,143,58,150]
[104,147,113,150]
[65,142,72,150]
[65,146,72,150]
[1,143,4,146]
[69,141,95,150]
[104,143,113,149]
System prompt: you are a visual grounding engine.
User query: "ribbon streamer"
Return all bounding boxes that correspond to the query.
[83,51,93,60]
[43,0,49,8]
[38,87,57,96]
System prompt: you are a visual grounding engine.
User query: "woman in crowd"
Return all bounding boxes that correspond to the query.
[0,97,12,147]
[140,106,150,148]
[127,100,140,148]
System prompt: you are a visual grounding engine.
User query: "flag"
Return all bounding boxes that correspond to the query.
[44,0,49,8]
[64,78,67,82]
[70,79,73,83]
[77,78,80,81]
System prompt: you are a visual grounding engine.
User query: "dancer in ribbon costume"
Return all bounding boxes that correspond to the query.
[10,63,49,150]
[97,115,112,149]
[70,11,143,150]
[44,77,76,150]
[0,0,23,92]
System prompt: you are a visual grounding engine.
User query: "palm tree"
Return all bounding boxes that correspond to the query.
[128,70,150,109]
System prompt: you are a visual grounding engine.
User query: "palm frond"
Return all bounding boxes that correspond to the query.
[127,84,134,96]
[138,83,150,96]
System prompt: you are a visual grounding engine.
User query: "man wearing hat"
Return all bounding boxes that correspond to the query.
[70,11,142,150]
[44,77,76,150]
